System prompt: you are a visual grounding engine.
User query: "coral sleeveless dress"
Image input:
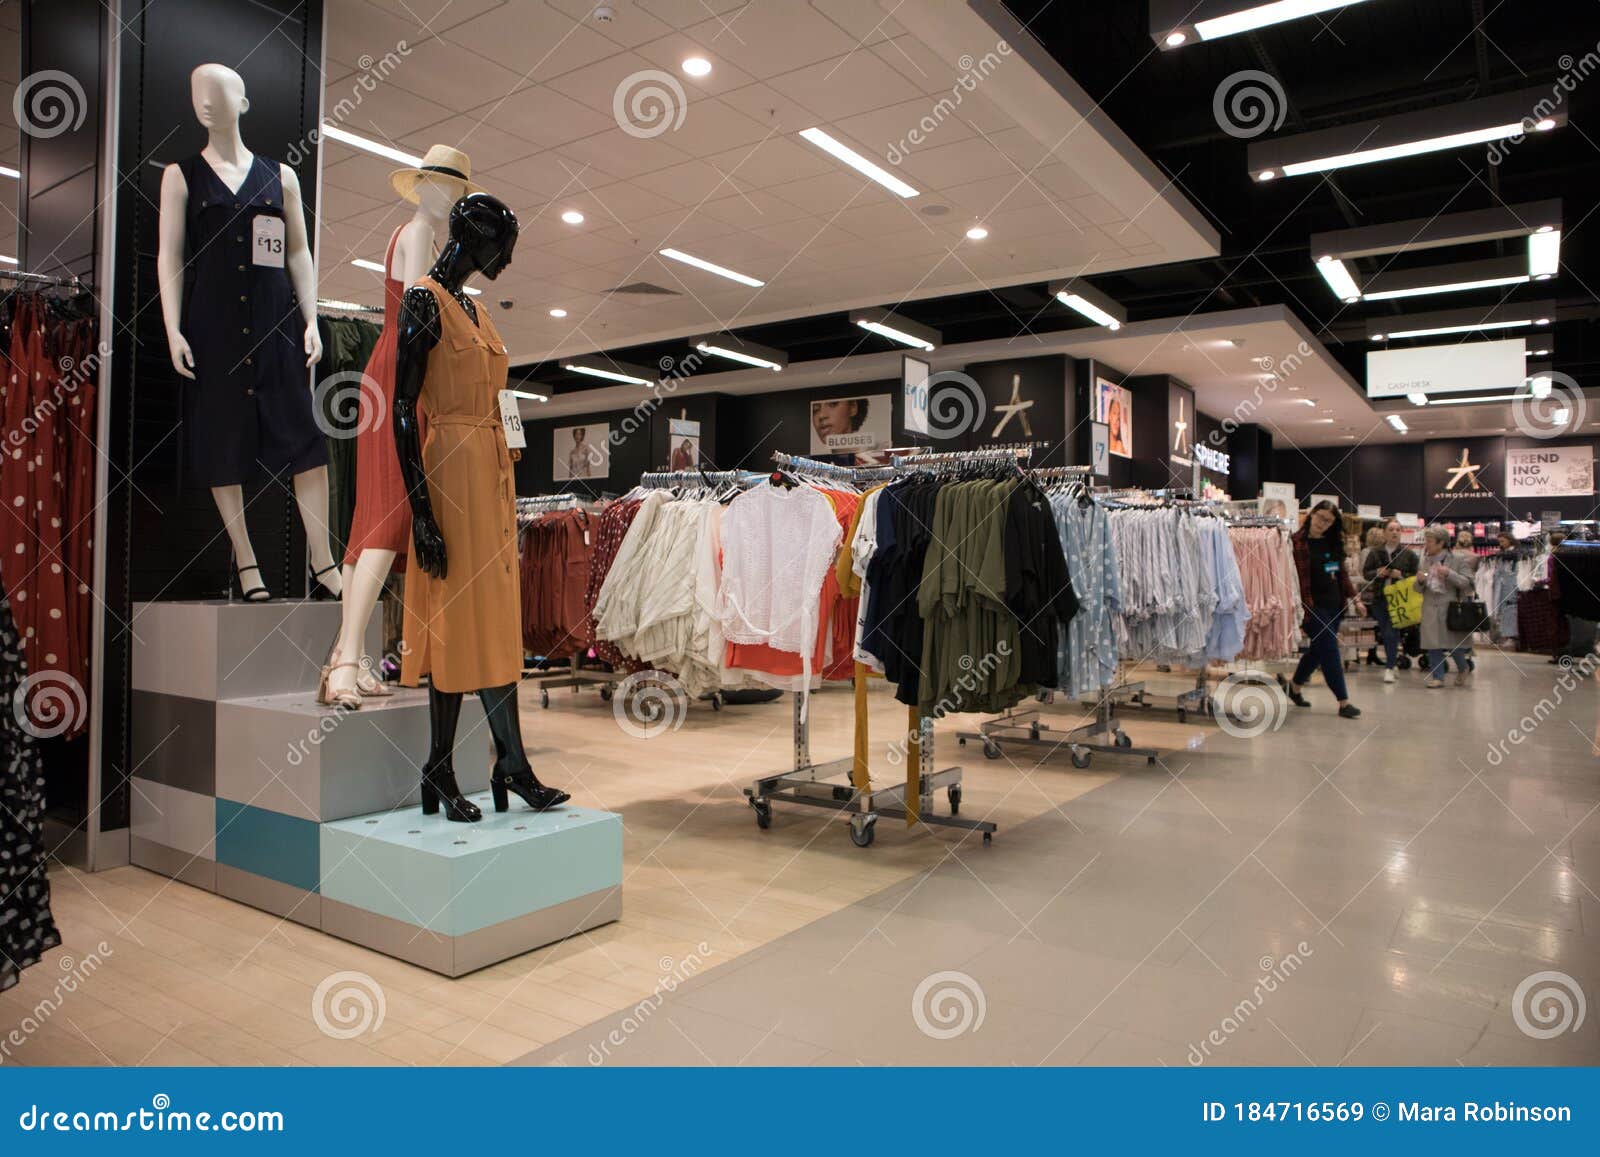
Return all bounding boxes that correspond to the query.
[399,279,522,693]
[342,226,413,570]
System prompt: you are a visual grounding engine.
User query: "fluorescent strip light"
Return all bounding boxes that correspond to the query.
[798,127,919,198]
[0,166,18,179]
[658,247,764,287]
[1407,393,1429,405]
[1290,398,1317,406]
[508,389,547,403]
[0,255,17,266]
[1197,0,1366,40]
[1056,292,1123,330]
[1362,273,1528,302]
[1529,229,1561,276]
[319,123,423,167]
[562,362,654,386]
[1531,376,1552,400]
[695,341,784,372]
[1282,122,1529,177]
[1383,318,1534,340]
[351,258,385,273]
[1386,414,1408,433]
[856,319,934,351]
[316,298,374,312]
[1315,256,1360,301]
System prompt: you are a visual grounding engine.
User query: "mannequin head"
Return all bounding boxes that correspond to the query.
[191,63,248,131]
[414,174,462,218]
[449,192,518,279]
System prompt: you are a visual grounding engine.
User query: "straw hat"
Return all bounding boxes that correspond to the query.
[390,144,485,203]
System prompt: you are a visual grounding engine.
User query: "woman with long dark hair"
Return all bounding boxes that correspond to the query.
[1278,500,1366,718]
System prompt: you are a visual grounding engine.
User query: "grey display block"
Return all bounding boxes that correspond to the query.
[131,599,377,701]
[216,689,492,822]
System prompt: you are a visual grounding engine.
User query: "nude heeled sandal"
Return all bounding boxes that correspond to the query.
[356,659,394,697]
[316,661,364,710]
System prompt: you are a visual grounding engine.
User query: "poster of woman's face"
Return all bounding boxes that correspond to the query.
[553,423,610,480]
[809,393,891,462]
[668,417,700,472]
[1095,378,1132,459]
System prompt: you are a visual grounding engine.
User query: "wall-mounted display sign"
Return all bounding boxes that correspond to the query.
[1169,383,1192,467]
[667,417,700,471]
[1424,437,1504,509]
[1094,378,1132,458]
[554,423,610,480]
[1366,338,1526,398]
[810,393,892,461]
[1091,422,1110,476]
[1505,444,1594,499]
[902,356,930,436]
[1194,444,1229,474]
[1357,504,1382,520]
[1259,481,1295,525]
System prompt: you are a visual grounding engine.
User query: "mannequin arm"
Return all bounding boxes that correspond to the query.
[395,284,447,578]
[156,164,195,380]
[280,164,323,367]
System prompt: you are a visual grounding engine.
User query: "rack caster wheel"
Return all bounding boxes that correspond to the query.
[1176,708,1186,723]
[599,685,613,702]
[1070,747,1092,769]
[750,798,771,830]
[982,739,1002,760]
[1115,731,1132,748]
[958,736,967,746]
[711,693,723,712]
[982,831,992,846]
[540,688,550,709]
[849,815,876,848]
[947,785,962,814]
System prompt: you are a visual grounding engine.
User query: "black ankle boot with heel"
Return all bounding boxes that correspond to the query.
[488,757,570,814]
[420,760,482,823]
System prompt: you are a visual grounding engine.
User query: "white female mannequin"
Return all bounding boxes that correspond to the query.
[156,63,341,600]
[322,172,463,704]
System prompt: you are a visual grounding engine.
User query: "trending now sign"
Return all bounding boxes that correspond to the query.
[1366,338,1527,398]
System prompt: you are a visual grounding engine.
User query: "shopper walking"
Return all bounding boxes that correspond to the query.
[1418,526,1476,687]
[1358,526,1385,666]
[1278,501,1365,718]
[1362,519,1418,684]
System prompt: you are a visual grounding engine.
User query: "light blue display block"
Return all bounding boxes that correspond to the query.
[320,796,623,938]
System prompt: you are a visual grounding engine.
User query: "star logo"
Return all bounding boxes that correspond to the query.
[1445,448,1484,491]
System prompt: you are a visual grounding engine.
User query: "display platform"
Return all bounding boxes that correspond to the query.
[128,600,622,975]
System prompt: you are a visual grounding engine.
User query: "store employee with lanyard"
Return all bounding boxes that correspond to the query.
[1279,501,1366,718]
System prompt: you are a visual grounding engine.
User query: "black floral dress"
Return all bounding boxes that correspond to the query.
[1,578,60,992]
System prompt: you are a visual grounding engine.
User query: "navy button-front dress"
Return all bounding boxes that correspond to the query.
[176,153,328,488]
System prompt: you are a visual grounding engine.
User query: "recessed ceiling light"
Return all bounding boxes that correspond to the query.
[658,247,764,287]
[549,308,568,318]
[682,56,712,77]
[1531,376,1552,399]
[965,225,989,240]
[799,127,919,198]
[1528,348,1551,356]
[1164,31,1187,46]
[1535,118,1557,131]
[561,209,585,225]
[1310,418,1336,424]
[1290,398,1316,406]
[319,123,423,166]
[1386,414,1408,433]
[1257,169,1277,181]
[1536,316,1551,325]
[1529,229,1561,276]
[1407,392,1429,406]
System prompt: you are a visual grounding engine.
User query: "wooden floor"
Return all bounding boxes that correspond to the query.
[2,678,1201,1066]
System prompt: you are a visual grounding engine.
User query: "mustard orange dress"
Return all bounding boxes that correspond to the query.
[399,278,522,692]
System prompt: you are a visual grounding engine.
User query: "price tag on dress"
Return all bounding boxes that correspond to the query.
[497,389,527,450]
[252,216,286,268]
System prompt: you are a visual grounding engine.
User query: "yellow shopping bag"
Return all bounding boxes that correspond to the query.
[1384,575,1422,630]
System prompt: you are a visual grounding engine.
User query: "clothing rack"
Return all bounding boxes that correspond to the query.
[316,299,384,315]
[890,444,1033,470]
[639,468,760,490]
[516,493,616,705]
[0,268,84,290]
[744,447,1000,848]
[517,493,579,516]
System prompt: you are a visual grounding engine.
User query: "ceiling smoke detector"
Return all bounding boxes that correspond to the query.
[593,5,615,22]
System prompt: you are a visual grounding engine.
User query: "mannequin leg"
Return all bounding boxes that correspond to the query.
[420,684,480,822]
[211,485,267,599]
[327,547,396,700]
[292,465,342,597]
[477,683,569,813]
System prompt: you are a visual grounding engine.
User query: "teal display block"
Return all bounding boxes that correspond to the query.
[319,795,623,937]
[215,799,322,893]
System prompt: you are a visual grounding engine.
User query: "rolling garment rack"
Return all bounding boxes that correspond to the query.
[742,449,998,848]
[950,466,1159,768]
[517,493,616,706]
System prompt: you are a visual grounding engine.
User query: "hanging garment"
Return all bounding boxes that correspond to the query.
[1053,492,1122,698]
[176,154,327,487]
[398,280,520,693]
[520,506,595,660]
[1231,526,1302,662]
[315,313,380,563]
[0,578,61,993]
[342,227,415,570]
[1200,517,1250,661]
[1553,547,1600,622]
[583,496,645,671]
[1002,480,1078,687]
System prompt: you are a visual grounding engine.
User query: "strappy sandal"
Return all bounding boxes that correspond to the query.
[316,661,363,710]
[235,562,270,603]
[356,658,394,697]
[309,561,343,601]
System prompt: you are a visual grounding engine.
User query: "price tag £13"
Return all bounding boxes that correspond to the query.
[252,215,286,268]
[498,390,527,450]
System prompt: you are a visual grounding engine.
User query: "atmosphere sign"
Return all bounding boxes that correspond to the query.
[1505,445,1594,499]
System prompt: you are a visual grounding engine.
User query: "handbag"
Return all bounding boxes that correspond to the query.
[1384,576,1422,631]
[1447,596,1489,634]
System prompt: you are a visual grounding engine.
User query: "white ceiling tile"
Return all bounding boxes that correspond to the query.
[361,33,529,109]
[483,151,614,200]
[470,86,617,150]
[358,0,503,25]
[638,0,750,27]
[546,50,666,116]
[894,135,1019,188]
[408,115,543,173]
[1070,194,1123,227]
[541,230,655,269]
[442,8,626,83]
[598,207,742,248]
[630,30,759,95]
[683,2,865,76]
[322,0,437,72]
[718,81,825,135]
[317,182,390,223]
[629,158,753,205]
[829,200,936,241]
[655,96,775,158]
[834,96,975,163]
[322,79,453,142]
[556,127,692,181]
[564,180,682,228]
[321,151,413,199]
[546,0,677,47]
[1029,162,1095,202]
[807,0,906,44]
[767,51,923,123]
[694,187,817,231]
[770,167,899,216]
[707,134,836,189]
[983,125,1074,171]
[939,172,1050,216]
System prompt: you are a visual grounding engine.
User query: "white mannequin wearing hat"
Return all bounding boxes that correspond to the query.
[320,146,484,708]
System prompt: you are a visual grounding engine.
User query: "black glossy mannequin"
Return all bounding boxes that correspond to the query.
[394,193,570,822]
